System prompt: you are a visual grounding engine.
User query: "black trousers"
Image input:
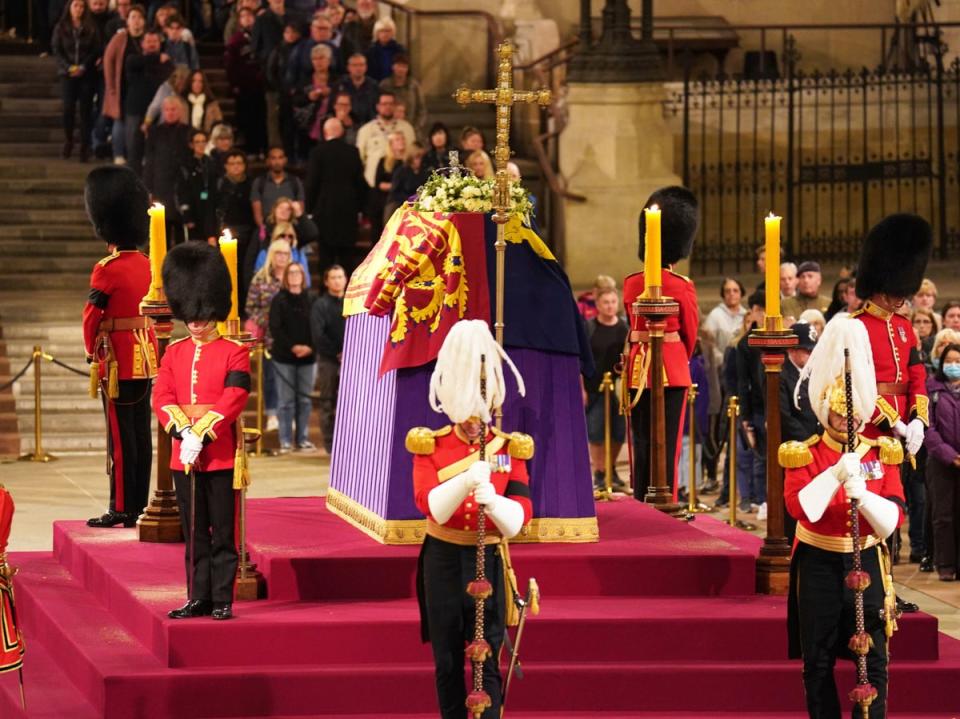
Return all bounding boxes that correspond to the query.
[61,73,95,146]
[795,544,888,719]
[103,379,153,515]
[928,457,960,572]
[172,469,238,603]
[630,386,687,500]
[235,91,267,155]
[420,536,505,719]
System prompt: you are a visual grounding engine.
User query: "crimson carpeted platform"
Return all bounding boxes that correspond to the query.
[1,498,958,717]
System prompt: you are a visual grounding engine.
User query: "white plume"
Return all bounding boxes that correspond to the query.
[428,320,525,424]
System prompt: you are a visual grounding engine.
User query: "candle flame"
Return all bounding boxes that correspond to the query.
[648,204,659,212]
[152,202,164,210]
[221,229,234,242]
[767,211,779,219]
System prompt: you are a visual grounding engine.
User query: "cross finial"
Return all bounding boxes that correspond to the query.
[447,150,461,177]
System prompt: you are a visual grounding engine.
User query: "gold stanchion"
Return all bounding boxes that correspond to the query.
[594,372,622,502]
[250,344,268,457]
[18,346,55,463]
[687,384,713,513]
[726,395,756,531]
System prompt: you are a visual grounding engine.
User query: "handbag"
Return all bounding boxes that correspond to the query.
[244,318,265,341]
[293,101,317,131]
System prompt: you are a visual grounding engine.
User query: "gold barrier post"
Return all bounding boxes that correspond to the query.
[726,395,756,531]
[18,346,54,463]
[687,384,713,514]
[251,345,266,457]
[594,372,621,502]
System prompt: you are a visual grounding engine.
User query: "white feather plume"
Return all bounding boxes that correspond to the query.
[428,320,525,424]
[795,313,877,428]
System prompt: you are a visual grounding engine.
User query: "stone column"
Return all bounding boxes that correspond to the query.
[559,82,680,287]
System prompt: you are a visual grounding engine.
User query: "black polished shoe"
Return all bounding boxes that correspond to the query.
[211,602,233,620]
[909,552,924,563]
[920,555,934,572]
[122,512,139,528]
[896,596,919,614]
[168,599,213,619]
[87,510,128,528]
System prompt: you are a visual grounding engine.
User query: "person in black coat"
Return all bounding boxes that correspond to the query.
[387,141,428,215]
[123,28,172,175]
[52,0,102,160]
[304,117,368,275]
[143,97,191,242]
[735,289,768,511]
[216,150,257,310]
[177,129,219,242]
[309,265,346,454]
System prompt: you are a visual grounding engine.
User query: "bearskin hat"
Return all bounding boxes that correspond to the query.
[637,186,699,265]
[855,213,932,300]
[162,242,232,323]
[83,166,150,250]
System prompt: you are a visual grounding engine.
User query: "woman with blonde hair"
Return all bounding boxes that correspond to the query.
[206,123,234,177]
[466,149,494,179]
[245,238,294,432]
[369,130,407,231]
[143,64,192,130]
[254,222,312,287]
[365,16,405,81]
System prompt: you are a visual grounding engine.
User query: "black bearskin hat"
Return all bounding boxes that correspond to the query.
[162,242,232,323]
[637,186,699,265]
[855,214,932,300]
[83,166,150,250]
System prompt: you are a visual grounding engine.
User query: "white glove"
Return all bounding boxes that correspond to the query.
[466,461,492,490]
[483,493,525,539]
[905,418,925,456]
[798,468,843,523]
[858,492,900,539]
[843,473,867,501]
[179,428,203,467]
[831,453,862,483]
[427,473,473,525]
[892,420,908,439]
[473,479,497,506]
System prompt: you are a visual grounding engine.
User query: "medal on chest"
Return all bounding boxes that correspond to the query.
[491,454,512,473]
[897,326,907,343]
[861,459,884,481]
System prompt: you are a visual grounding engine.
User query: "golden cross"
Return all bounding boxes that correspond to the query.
[454,42,551,220]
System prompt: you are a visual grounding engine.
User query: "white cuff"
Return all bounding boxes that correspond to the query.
[485,495,525,539]
[858,492,900,540]
[427,474,471,525]
[798,469,842,523]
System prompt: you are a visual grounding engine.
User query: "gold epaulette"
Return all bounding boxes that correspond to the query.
[778,434,819,469]
[669,269,692,283]
[405,425,451,455]
[492,427,535,460]
[167,336,190,347]
[875,435,904,465]
[97,252,120,267]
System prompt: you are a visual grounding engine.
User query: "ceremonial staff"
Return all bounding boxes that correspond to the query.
[844,349,878,718]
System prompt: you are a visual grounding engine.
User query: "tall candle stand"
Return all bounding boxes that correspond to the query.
[747,315,797,594]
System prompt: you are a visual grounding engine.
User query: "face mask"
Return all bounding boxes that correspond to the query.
[944,363,960,380]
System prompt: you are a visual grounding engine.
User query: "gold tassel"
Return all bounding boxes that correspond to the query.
[499,543,520,627]
[89,361,100,399]
[528,578,540,616]
[233,419,251,489]
[107,361,119,399]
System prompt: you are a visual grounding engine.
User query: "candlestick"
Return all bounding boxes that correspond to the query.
[147,203,166,299]
[643,204,662,293]
[218,229,240,322]
[765,213,781,321]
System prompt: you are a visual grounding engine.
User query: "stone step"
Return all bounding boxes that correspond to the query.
[0,81,59,98]
[18,433,107,453]
[0,293,94,323]
[0,97,61,114]
[0,273,90,292]
[13,375,90,396]
[0,256,95,273]
[5,339,88,360]
[16,395,103,413]
[0,178,84,193]
[0,193,85,209]
[0,126,67,142]
[0,207,89,223]
[0,158,94,179]
[0,142,67,158]
[0,224,96,240]
[0,113,60,128]
[17,407,106,431]
[2,323,82,341]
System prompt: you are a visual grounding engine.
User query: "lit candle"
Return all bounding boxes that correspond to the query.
[218,229,239,322]
[147,203,166,298]
[764,213,781,320]
[643,204,662,292]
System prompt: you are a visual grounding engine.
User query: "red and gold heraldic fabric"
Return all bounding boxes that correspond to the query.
[0,488,24,673]
[784,434,905,544]
[852,301,929,436]
[82,251,159,380]
[153,336,251,472]
[361,209,491,375]
[413,427,533,533]
[622,269,700,389]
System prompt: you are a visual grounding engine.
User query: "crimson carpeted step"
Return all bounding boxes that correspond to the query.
[244,498,758,600]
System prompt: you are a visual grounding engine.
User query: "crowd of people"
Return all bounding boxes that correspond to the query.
[580,248,960,579]
[52,0,506,452]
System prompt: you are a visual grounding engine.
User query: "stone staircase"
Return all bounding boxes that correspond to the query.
[0,51,106,456]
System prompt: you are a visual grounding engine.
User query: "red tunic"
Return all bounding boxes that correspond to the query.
[851,301,928,437]
[413,426,533,533]
[622,269,700,389]
[82,251,159,381]
[784,433,905,544]
[153,334,251,472]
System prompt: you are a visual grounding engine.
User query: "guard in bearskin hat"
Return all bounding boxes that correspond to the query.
[82,166,160,528]
[153,242,250,621]
[407,320,534,718]
[780,315,905,718]
[622,186,701,499]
